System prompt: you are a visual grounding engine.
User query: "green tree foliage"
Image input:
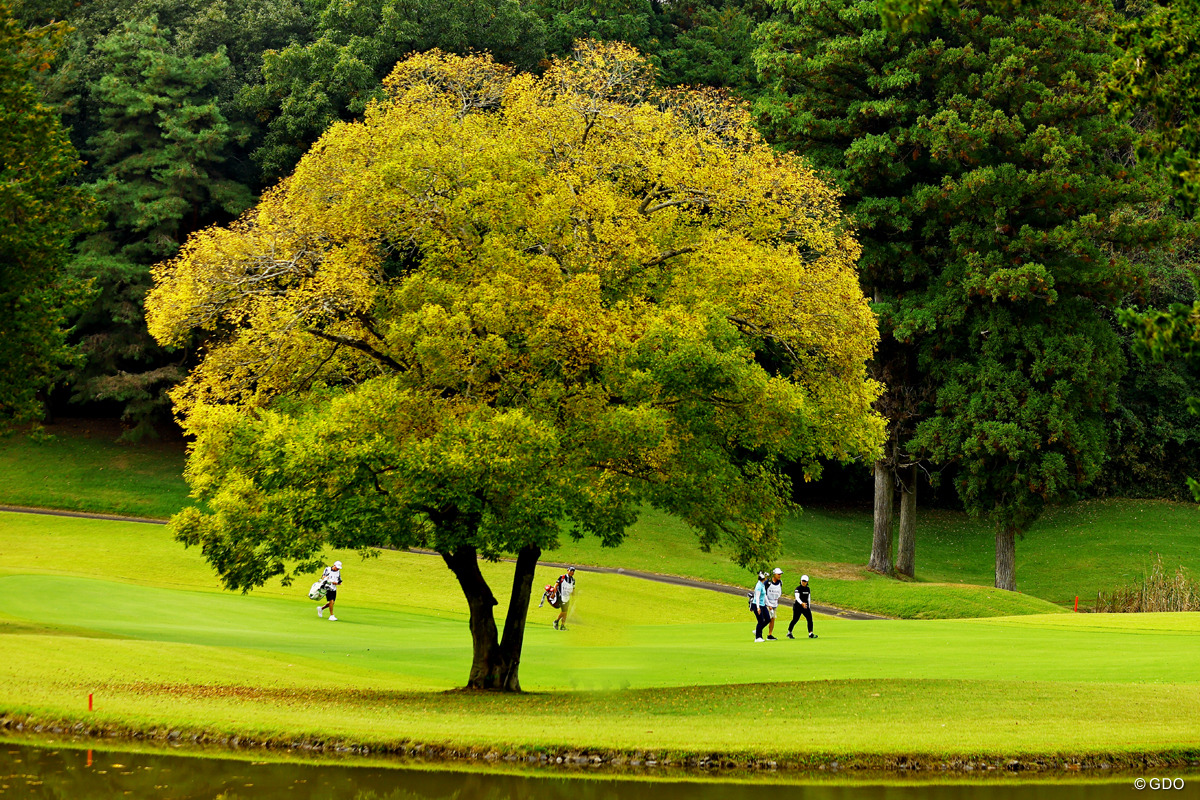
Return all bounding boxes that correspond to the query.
[878,0,1200,211]
[241,0,547,179]
[1120,299,1200,500]
[528,0,775,96]
[1110,0,1200,495]
[0,4,92,427]
[13,0,306,435]
[86,20,251,259]
[147,44,884,689]
[1120,251,1200,501]
[874,0,1022,30]
[1098,219,1200,500]
[657,0,772,94]
[66,19,254,438]
[17,0,309,171]
[755,0,1164,589]
[531,0,663,54]
[1109,0,1200,215]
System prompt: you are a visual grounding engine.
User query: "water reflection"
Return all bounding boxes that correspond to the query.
[0,742,1193,799]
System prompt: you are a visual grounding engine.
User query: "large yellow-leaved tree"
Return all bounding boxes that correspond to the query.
[147,41,883,691]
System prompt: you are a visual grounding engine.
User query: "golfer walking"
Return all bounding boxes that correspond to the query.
[554,567,576,630]
[788,574,817,639]
[317,560,342,621]
[765,567,784,640]
[753,572,771,642]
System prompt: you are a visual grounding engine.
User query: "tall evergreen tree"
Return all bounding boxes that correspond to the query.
[17,0,307,434]
[69,19,253,437]
[0,4,92,427]
[755,0,1164,589]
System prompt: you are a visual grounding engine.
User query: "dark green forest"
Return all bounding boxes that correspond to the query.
[2,0,1199,586]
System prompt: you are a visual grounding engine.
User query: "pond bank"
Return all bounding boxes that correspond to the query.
[4,712,1197,780]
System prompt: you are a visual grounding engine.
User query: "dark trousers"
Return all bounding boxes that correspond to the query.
[754,605,771,639]
[789,603,813,635]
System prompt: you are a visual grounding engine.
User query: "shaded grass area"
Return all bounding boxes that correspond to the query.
[2,512,1200,759]
[0,422,188,519]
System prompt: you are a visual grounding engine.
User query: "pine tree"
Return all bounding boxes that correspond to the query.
[69,18,253,438]
[755,0,1164,589]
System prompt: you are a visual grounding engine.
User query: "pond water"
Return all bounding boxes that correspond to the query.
[0,741,1195,799]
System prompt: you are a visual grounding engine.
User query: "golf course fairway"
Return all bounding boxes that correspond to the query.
[1,510,1198,766]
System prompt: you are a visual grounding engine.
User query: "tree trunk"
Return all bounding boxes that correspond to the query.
[995,526,1016,591]
[442,543,542,692]
[868,459,893,574]
[896,465,916,577]
[495,544,541,692]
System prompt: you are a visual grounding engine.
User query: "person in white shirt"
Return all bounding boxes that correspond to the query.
[317,560,342,621]
[765,567,784,640]
[554,567,576,631]
[753,572,770,642]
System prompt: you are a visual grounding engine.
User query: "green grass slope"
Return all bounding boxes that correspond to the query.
[4,425,1199,619]
[548,500,1200,617]
[0,422,188,519]
[1,511,1199,760]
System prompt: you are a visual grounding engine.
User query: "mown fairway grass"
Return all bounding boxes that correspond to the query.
[1,511,1198,760]
[5,426,1200,619]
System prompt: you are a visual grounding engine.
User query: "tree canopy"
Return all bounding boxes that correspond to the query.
[147,42,884,690]
[239,0,547,180]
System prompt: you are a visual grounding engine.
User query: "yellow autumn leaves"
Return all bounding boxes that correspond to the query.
[148,41,884,483]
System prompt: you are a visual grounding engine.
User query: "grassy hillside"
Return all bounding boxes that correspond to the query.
[550,502,1200,616]
[0,421,188,519]
[3,424,1199,618]
[1,510,1198,761]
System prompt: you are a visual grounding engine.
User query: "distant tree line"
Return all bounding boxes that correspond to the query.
[2,0,1197,592]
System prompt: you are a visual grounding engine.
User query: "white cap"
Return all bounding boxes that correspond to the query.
[801,575,809,582]
[333,561,342,569]
[772,567,783,575]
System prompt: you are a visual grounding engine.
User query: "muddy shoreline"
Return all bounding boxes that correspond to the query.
[3,713,1197,779]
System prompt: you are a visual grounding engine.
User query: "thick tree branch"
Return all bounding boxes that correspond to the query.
[641,246,696,269]
[304,329,406,373]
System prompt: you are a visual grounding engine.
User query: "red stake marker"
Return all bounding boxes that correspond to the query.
[1074,596,1079,613]
[88,693,93,711]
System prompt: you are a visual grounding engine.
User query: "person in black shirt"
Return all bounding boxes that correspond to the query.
[787,574,818,639]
